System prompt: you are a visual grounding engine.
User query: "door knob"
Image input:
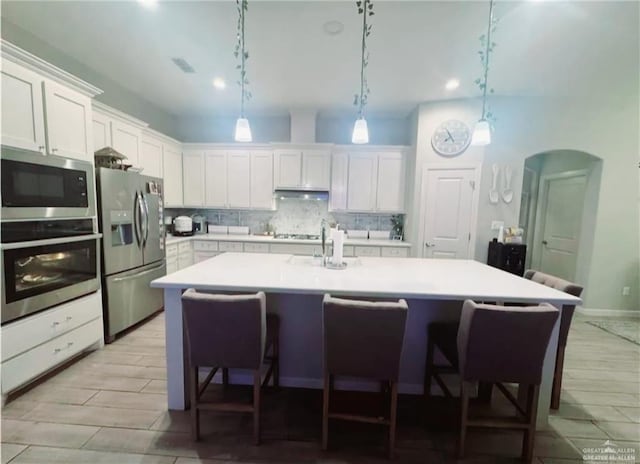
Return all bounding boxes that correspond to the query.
[425,242,435,248]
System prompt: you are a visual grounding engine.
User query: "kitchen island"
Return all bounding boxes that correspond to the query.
[151,253,581,426]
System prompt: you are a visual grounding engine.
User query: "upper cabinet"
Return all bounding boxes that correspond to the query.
[42,80,93,162]
[330,149,406,213]
[111,120,142,167]
[274,148,330,190]
[1,41,101,162]
[182,150,205,207]
[139,134,163,178]
[202,148,274,210]
[92,110,111,152]
[1,60,46,153]
[163,143,183,207]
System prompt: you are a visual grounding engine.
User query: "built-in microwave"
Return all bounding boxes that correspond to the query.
[1,147,95,220]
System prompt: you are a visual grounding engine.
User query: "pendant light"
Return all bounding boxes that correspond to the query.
[352,0,374,144]
[234,0,252,142]
[472,0,496,146]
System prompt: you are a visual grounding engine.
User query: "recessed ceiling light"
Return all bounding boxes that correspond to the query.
[212,78,226,89]
[138,0,158,9]
[323,20,344,36]
[445,78,460,90]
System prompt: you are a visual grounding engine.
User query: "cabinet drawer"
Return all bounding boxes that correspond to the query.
[243,243,269,253]
[1,291,102,362]
[193,241,218,252]
[178,241,192,253]
[354,246,381,257]
[381,247,409,258]
[1,318,102,394]
[270,243,321,255]
[166,244,178,257]
[219,242,243,253]
[166,256,178,274]
[194,251,220,263]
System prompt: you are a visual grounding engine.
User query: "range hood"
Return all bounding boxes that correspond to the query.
[274,189,329,201]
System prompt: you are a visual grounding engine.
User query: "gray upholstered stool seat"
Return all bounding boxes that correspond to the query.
[181,289,280,444]
[456,300,559,462]
[322,294,409,459]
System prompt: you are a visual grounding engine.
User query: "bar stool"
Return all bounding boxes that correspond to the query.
[523,270,583,409]
[322,294,408,459]
[457,300,558,462]
[181,289,280,444]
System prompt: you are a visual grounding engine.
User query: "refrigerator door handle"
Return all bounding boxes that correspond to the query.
[133,191,142,247]
[141,191,150,247]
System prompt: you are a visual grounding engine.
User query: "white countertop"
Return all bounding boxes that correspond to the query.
[152,252,581,305]
[165,234,411,248]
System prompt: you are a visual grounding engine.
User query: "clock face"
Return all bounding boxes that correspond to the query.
[431,120,471,156]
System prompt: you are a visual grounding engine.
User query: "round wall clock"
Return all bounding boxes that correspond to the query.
[431,120,471,156]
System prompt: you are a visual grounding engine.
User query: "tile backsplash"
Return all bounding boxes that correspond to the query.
[166,199,402,236]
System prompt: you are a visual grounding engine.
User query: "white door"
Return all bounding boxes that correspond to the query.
[274,150,302,188]
[422,167,476,259]
[537,173,587,281]
[376,151,405,212]
[111,120,141,167]
[163,144,183,207]
[347,153,378,212]
[251,151,274,209]
[92,111,111,152]
[329,152,348,211]
[139,135,163,178]
[204,150,228,207]
[1,61,46,153]
[302,150,330,189]
[227,151,251,208]
[43,80,92,161]
[182,151,205,207]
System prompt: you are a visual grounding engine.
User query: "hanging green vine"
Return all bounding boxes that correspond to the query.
[234,0,251,117]
[353,0,374,118]
[474,0,498,126]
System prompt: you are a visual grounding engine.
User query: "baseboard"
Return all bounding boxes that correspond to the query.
[577,307,640,318]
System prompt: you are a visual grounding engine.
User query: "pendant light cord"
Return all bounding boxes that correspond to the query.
[358,0,368,119]
[481,0,494,120]
[240,0,246,118]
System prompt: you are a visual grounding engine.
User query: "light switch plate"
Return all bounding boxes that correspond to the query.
[491,221,504,230]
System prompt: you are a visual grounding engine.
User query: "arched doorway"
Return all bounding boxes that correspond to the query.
[520,150,603,285]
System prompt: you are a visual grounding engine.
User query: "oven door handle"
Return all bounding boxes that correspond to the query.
[0,233,103,250]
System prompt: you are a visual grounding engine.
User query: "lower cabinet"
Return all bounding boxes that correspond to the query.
[0,291,103,394]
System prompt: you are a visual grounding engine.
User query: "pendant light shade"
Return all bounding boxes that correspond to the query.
[234,117,252,142]
[471,119,491,146]
[352,118,369,144]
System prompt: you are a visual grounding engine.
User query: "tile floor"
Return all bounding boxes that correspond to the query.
[1,312,638,463]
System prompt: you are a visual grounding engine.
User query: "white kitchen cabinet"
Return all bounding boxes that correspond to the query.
[227,151,251,208]
[347,153,378,212]
[163,144,183,207]
[204,150,228,208]
[244,242,270,253]
[0,60,46,153]
[140,134,163,178]
[274,149,330,190]
[250,151,274,209]
[177,241,193,269]
[111,119,142,167]
[43,80,93,162]
[354,246,382,257]
[92,110,111,152]
[381,247,409,258]
[329,152,348,211]
[376,151,405,212]
[182,151,205,207]
[166,244,178,274]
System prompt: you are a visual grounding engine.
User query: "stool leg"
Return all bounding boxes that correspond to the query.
[478,382,493,403]
[190,366,200,441]
[522,384,540,462]
[253,371,261,445]
[222,368,229,389]
[424,335,434,400]
[322,372,330,451]
[458,381,470,458]
[273,336,280,388]
[389,381,398,459]
[551,346,565,410]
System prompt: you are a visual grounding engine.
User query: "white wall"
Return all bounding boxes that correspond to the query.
[408,96,639,311]
[177,115,291,143]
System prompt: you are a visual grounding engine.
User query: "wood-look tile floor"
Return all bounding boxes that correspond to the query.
[2,312,638,463]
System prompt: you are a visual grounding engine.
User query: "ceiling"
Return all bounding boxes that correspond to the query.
[2,1,637,118]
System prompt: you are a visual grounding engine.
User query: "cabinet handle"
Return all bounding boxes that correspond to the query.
[52,321,60,327]
[38,145,45,152]
[542,240,548,245]
[51,148,58,153]
[424,242,435,248]
[67,342,74,347]
[66,316,73,321]
[54,348,62,353]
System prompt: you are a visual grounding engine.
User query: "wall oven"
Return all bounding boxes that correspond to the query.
[1,147,95,220]
[1,219,101,325]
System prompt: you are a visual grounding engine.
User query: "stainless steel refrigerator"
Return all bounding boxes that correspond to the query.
[96,168,166,342]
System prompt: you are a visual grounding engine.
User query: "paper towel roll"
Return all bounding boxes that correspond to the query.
[332,230,344,265]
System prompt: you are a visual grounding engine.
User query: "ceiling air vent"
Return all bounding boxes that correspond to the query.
[171,57,195,74]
